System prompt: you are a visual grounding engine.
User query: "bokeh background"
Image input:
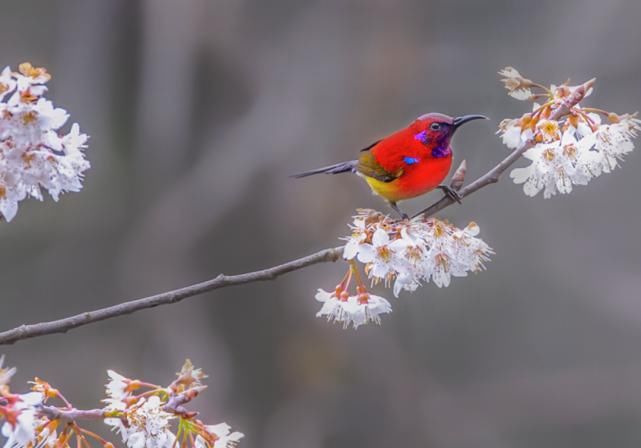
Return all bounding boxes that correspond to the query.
[2,0,641,447]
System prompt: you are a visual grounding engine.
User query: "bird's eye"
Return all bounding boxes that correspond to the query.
[430,122,441,131]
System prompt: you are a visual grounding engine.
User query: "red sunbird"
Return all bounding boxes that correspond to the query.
[293,113,488,217]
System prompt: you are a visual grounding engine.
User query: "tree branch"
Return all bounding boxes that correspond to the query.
[0,247,343,345]
[0,79,593,346]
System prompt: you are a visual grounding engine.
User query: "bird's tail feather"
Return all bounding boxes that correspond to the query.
[290,160,357,178]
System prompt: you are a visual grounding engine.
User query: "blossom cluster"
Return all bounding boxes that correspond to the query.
[0,62,89,221]
[315,209,493,329]
[498,67,640,198]
[0,357,243,448]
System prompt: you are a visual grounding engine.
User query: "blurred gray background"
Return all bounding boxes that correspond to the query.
[2,0,641,447]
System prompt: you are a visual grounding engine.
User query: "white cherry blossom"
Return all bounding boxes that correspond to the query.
[0,356,15,387]
[105,396,175,448]
[105,370,129,400]
[0,63,90,221]
[498,68,641,198]
[498,67,533,100]
[0,392,43,448]
[319,211,493,324]
[195,423,244,448]
[315,288,392,329]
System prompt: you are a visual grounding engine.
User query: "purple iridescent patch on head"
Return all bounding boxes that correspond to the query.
[414,130,428,144]
[431,145,451,158]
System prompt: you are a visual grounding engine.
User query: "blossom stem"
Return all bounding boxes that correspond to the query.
[55,391,74,409]
[530,93,550,99]
[135,388,165,401]
[582,107,611,116]
[576,109,599,131]
[337,267,352,292]
[349,260,366,289]
[78,426,110,445]
[137,381,163,390]
[531,81,552,93]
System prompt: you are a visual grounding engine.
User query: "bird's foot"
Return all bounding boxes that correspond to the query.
[437,185,462,204]
[389,202,409,220]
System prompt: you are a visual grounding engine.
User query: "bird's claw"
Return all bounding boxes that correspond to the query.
[389,202,409,220]
[437,185,462,204]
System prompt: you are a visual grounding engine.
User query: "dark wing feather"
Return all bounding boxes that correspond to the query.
[357,150,402,183]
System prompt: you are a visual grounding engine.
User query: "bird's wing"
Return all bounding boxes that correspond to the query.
[357,150,402,183]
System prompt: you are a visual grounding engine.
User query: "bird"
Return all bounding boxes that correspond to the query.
[292,113,488,218]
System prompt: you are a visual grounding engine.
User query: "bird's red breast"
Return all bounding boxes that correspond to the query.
[359,117,453,202]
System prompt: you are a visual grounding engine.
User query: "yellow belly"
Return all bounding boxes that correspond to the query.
[364,176,408,202]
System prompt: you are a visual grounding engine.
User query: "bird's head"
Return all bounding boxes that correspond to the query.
[414,113,488,148]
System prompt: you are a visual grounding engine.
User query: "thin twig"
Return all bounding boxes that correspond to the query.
[0,247,343,345]
[34,387,202,424]
[163,387,205,417]
[37,405,106,421]
[0,80,593,346]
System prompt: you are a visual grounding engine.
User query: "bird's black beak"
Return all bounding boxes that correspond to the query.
[452,114,489,129]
